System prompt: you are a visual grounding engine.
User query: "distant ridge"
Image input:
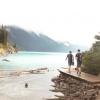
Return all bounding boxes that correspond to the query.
[6,26,87,52]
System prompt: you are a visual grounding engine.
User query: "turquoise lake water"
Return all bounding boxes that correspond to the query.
[0,51,72,70]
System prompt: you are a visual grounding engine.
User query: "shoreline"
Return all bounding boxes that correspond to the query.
[0,67,60,100]
[0,68,100,100]
[0,67,50,78]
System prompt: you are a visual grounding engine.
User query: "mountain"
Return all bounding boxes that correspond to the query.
[6,26,87,52]
[63,42,88,52]
[7,26,68,52]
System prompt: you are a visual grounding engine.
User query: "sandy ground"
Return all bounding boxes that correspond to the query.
[0,68,99,100]
[0,69,61,100]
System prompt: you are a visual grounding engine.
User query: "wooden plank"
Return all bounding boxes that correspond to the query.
[96,94,100,100]
[58,69,100,84]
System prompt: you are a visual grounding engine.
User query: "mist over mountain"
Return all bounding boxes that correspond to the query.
[6,26,87,52]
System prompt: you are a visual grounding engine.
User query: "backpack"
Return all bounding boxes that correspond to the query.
[76,53,82,61]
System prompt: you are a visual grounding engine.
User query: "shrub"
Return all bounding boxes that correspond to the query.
[82,51,100,75]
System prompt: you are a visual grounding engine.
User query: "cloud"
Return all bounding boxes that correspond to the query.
[0,0,99,46]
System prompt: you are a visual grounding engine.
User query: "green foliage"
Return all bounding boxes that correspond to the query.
[13,43,16,48]
[95,33,100,40]
[82,52,100,75]
[0,25,8,48]
[82,33,100,75]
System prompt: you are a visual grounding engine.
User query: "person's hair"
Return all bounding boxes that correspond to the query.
[78,49,80,52]
[69,51,72,53]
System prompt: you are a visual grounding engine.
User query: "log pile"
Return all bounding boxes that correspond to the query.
[51,73,100,100]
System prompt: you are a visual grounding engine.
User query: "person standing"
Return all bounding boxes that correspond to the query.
[75,49,82,76]
[65,51,74,73]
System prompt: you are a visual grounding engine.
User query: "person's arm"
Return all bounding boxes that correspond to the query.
[72,55,74,62]
[65,55,68,61]
[80,53,82,61]
[75,54,78,60]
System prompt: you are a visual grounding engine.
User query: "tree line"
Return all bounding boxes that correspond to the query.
[0,25,7,48]
[82,33,100,75]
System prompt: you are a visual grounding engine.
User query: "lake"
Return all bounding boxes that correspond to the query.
[0,51,77,100]
[0,51,75,70]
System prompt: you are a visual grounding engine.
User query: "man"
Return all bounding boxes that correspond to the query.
[75,49,82,76]
[65,51,74,73]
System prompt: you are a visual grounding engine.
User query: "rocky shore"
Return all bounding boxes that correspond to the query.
[0,43,17,57]
[51,70,100,100]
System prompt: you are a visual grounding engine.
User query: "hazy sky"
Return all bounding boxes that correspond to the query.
[0,0,100,47]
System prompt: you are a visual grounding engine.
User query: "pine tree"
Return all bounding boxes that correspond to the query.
[92,33,100,52]
[95,32,100,40]
[82,33,100,75]
[0,25,8,48]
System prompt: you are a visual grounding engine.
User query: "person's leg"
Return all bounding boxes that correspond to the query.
[77,67,79,74]
[76,61,79,75]
[68,62,71,73]
[68,65,71,73]
[78,61,82,75]
[77,61,82,76]
[79,65,81,75]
